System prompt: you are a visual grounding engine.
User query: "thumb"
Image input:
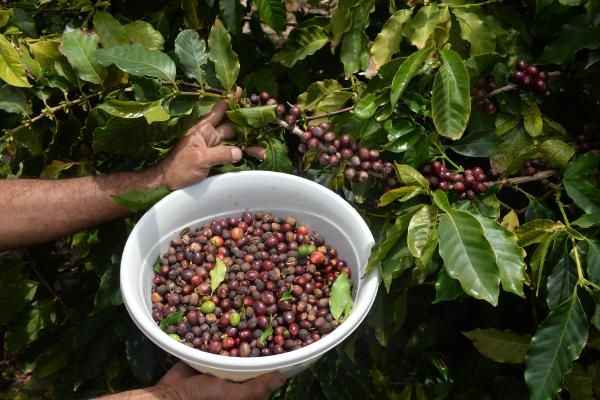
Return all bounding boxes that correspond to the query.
[205,145,243,166]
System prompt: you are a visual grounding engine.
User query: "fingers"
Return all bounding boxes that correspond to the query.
[158,363,197,385]
[217,123,235,141]
[200,100,228,127]
[196,123,235,147]
[204,145,242,167]
[244,146,266,161]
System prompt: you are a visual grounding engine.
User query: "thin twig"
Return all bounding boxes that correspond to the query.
[305,106,354,121]
[486,83,518,98]
[5,91,102,135]
[278,119,305,137]
[490,170,556,187]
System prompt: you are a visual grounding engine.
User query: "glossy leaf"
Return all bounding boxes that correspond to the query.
[112,186,171,212]
[208,19,239,91]
[393,163,430,189]
[572,213,600,228]
[29,39,61,72]
[525,292,589,400]
[437,210,500,305]
[434,268,464,303]
[330,0,356,48]
[516,219,565,247]
[93,12,128,48]
[367,9,412,77]
[522,99,543,137]
[330,272,352,320]
[97,99,169,124]
[341,29,369,78]
[124,21,165,51]
[0,85,30,115]
[381,242,413,292]
[463,329,530,364]
[404,5,450,49]
[255,0,286,32]
[227,105,277,128]
[174,30,208,84]
[431,49,471,140]
[260,138,293,173]
[452,10,498,56]
[538,139,575,168]
[563,153,600,214]
[60,29,105,85]
[546,254,578,310]
[378,186,426,207]
[219,0,242,36]
[272,26,329,68]
[474,215,526,298]
[407,205,436,258]
[0,34,30,87]
[587,240,600,284]
[501,210,520,232]
[210,258,227,293]
[390,47,432,107]
[96,44,175,82]
[159,311,183,330]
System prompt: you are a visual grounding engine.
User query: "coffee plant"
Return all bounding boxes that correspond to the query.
[0,0,599,399]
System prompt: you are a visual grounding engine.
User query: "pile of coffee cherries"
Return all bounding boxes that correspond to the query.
[421,161,491,200]
[297,123,396,184]
[511,60,550,95]
[472,76,498,114]
[151,212,351,357]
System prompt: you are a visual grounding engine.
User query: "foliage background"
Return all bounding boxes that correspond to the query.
[0,0,599,399]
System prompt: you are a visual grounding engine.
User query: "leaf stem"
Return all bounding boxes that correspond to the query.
[305,106,354,121]
[486,83,518,98]
[571,240,585,285]
[489,170,556,187]
[555,193,572,228]
[432,140,462,170]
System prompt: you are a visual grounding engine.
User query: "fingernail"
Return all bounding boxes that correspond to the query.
[231,147,242,163]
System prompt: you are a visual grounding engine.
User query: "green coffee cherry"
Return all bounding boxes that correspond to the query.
[229,311,241,327]
[199,300,216,314]
[298,244,316,257]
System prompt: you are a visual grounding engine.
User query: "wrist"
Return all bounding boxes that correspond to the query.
[140,164,169,190]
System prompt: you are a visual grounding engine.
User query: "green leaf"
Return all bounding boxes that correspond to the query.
[407,205,436,258]
[112,186,171,212]
[219,0,242,36]
[41,160,76,179]
[330,0,356,49]
[565,364,594,400]
[93,12,128,48]
[0,85,29,115]
[97,99,169,124]
[390,47,432,107]
[95,265,122,309]
[473,215,526,298]
[0,260,38,325]
[404,5,450,49]
[0,33,30,87]
[341,28,369,78]
[296,80,352,119]
[563,154,600,214]
[272,26,329,68]
[210,258,227,293]
[330,272,352,320]
[587,240,600,284]
[208,19,239,91]
[452,10,498,56]
[159,311,183,331]
[96,44,175,82]
[227,105,277,128]
[438,210,500,305]
[124,21,165,51]
[490,126,536,175]
[255,0,286,32]
[260,138,293,173]
[538,139,575,169]
[280,289,293,302]
[258,320,273,345]
[0,9,11,28]
[381,242,413,292]
[29,39,61,72]
[540,21,600,64]
[434,268,465,303]
[378,186,426,207]
[367,9,412,77]
[5,301,55,352]
[394,163,430,189]
[431,49,471,140]
[573,213,600,228]
[522,99,543,137]
[525,292,589,400]
[547,254,578,310]
[366,210,417,274]
[516,219,565,247]
[60,29,105,85]
[431,189,452,214]
[463,329,530,364]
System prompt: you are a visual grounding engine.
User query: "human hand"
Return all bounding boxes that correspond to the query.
[157,362,286,400]
[156,100,241,190]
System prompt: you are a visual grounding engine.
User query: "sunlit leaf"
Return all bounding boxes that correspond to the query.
[367,9,412,77]
[210,258,227,293]
[330,272,352,320]
[60,29,105,85]
[390,47,432,107]
[96,44,175,82]
[0,33,30,87]
[208,19,239,91]
[273,25,329,68]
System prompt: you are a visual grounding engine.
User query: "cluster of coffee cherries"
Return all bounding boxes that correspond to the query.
[521,159,546,176]
[151,212,350,357]
[296,123,396,185]
[472,76,498,114]
[511,60,550,95]
[248,91,303,129]
[421,161,491,200]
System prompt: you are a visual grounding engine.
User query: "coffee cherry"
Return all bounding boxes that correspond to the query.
[486,102,497,114]
[250,94,260,104]
[323,132,336,143]
[526,65,538,76]
[289,106,301,118]
[285,114,297,126]
[358,148,370,161]
[310,126,323,138]
[516,60,528,70]
[259,91,270,102]
[439,181,450,191]
[276,104,286,116]
[344,168,356,180]
[453,182,465,192]
[534,80,546,93]
[319,153,330,166]
[350,155,361,167]
[357,171,369,182]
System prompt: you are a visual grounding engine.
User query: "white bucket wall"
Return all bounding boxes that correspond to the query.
[120,171,379,381]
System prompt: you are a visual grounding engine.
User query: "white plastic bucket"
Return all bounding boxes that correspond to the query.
[120,171,379,381]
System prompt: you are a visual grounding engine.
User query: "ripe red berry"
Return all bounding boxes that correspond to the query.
[522,75,532,86]
[319,154,330,165]
[369,149,380,160]
[534,80,546,93]
[516,60,528,70]
[341,148,353,159]
[276,104,286,116]
[307,138,320,149]
[323,132,336,143]
[477,183,488,193]
[526,66,538,77]
[250,94,260,104]
[538,71,547,80]
[453,182,465,192]
[429,176,440,188]
[350,155,361,167]
[329,155,339,165]
[486,102,497,114]
[432,161,443,176]
[439,181,450,191]
[289,106,301,118]
[340,134,352,147]
[344,168,356,180]
[422,164,432,175]
[357,171,369,182]
[358,148,370,161]
[259,91,270,102]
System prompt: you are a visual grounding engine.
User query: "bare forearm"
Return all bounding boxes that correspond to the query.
[0,167,164,250]
[96,385,179,400]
